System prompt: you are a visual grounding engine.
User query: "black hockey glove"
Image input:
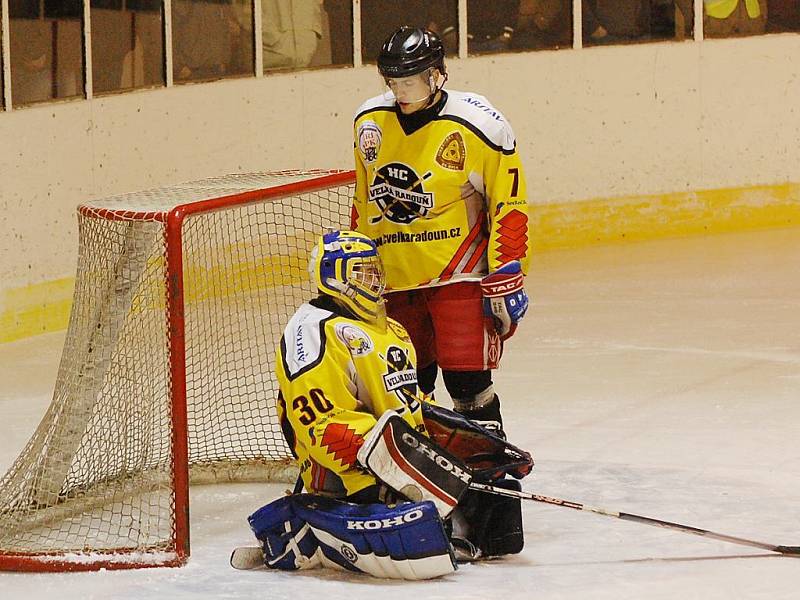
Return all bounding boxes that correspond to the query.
[421,402,533,482]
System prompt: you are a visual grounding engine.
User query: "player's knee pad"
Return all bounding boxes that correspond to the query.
[451,478,524,559]
[442,370,501,423]
[248,494,456,580]
[442,370,493,410]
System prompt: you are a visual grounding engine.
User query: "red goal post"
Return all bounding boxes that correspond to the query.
[0,170,356,571]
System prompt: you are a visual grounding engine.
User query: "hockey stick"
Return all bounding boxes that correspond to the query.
[468,481,800,556]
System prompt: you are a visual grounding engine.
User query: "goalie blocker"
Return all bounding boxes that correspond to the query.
[358,410,526,558]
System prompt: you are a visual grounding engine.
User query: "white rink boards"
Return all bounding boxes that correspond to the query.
[1,228,799,599]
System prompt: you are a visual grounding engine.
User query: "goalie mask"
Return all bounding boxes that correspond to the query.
[309,231,387,326]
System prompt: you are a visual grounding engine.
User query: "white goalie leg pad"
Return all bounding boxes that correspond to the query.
[357,411,473,518]
[310,525,456,580]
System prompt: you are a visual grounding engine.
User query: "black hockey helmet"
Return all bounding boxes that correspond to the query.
[377,26,446,79]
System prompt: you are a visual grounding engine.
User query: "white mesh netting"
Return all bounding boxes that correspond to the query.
[0,171,353,568]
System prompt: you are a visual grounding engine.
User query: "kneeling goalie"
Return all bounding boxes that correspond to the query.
[234,231,533,580]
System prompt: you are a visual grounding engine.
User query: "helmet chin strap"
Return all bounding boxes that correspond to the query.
[423,72,448,109]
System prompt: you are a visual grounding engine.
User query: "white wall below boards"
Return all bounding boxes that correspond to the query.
[1,32,799,339]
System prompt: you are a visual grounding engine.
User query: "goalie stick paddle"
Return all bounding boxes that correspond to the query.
[468,482,800,557]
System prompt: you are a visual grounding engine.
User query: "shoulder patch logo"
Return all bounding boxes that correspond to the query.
[357,121,382,164]
[435,132,466,171]
[335,323,374,356]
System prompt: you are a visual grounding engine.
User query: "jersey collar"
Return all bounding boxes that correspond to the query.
[396,91,448,135]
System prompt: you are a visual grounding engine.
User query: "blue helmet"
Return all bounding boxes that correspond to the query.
[309,231,386,323]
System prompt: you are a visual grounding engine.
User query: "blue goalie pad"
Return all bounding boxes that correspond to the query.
[248,494,457,580]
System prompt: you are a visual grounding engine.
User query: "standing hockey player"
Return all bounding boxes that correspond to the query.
[234,230,531,578]
[351,26,530,433]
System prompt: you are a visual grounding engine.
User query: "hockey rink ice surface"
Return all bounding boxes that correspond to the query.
[1,227,799,599]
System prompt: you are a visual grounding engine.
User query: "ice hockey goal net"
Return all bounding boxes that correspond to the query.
[0,170,355,571]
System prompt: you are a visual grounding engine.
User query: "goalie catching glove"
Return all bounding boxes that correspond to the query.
[421,402,533,482]
[481,260,529,340]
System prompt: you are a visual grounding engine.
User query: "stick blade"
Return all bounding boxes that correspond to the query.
[775,545,800,556]
[230,546,265,570]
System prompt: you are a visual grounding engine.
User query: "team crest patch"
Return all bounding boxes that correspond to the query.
[382,346,420,410]
[369,162,433,225]
[435,132,466,171]
[335,323,374,356]
[357,121,382,164]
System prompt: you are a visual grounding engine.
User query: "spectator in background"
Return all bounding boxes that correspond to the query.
[767,0,800,32]
[511,0,573,50]
[10,0,83,104]
[583,0,652,43]
[651,0,695,39]
[323,0,354,65]
[704,0,768,36]
[226,0,254,75]
[9,19,51,104]
[466,0,519,53]
[262,0,324,70]
[582,0,694,43]
[173,0,239,81]
[91,8,136,94]
[360,1,457,60]
[462,1,574,53]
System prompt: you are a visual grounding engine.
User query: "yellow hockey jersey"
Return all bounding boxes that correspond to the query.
[276,299,427,497]
[352,89,530,291]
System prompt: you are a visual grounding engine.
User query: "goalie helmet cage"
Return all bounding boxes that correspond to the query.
[0,170,355,572]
